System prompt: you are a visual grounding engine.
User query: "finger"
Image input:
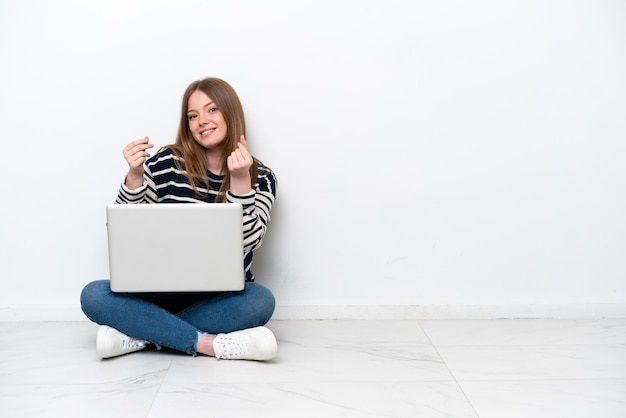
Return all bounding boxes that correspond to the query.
[132,144,153,155]
[133,149,151,161]
[124,138,153,157]
[124,136,149,150]
[229,149,249,167]
[229,149,244,167]
[239,135,248,149]
[124,145,152,162]
[125,146,152,162]
[128,136,151,147]
[129,153,149,169]
[227,155,240,173]
[133,138,154,152]
[124,144,152,169]
[236,142,252,161]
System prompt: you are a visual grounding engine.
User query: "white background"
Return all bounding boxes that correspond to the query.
[1,0,625,319]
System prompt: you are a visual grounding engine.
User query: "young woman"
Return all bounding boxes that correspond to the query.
[80,78,278,360]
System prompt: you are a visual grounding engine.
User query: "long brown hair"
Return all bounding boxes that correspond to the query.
[168,78,258,201]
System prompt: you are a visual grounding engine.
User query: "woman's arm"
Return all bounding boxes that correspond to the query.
[227,166,277,253]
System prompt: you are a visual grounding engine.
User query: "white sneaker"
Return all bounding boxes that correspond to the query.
[213,326,277,361]
[96,325,147,359]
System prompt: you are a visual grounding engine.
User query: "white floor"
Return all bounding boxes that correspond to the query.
[1,319,625,417]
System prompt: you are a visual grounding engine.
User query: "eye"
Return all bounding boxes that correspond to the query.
[208,107,218,113]
[188,114,197,121]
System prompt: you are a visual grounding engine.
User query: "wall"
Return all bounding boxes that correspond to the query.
[1,0,625,320]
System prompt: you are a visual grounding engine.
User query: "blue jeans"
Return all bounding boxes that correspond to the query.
[80,280,275,355]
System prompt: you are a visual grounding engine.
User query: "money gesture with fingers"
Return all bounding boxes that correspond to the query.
[227,135,253,195]
[123,136,154,189]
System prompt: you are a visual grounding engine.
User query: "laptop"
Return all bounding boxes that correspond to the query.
[106,203,245,292]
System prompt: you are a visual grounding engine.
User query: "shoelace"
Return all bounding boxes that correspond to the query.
[215,337,249,359]
[122,337,146,350]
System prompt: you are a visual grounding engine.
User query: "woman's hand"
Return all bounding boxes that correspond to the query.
[123,136,153,189]
[227,135,253,195]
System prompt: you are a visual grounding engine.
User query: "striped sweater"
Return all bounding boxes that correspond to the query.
[115,147,277,282]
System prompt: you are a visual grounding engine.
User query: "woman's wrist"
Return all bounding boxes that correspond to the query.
[124,171,144,190]
[229,173,252,196]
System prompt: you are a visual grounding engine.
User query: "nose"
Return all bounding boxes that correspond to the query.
[199,111,213,125]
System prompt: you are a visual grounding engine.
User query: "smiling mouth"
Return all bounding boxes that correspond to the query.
[199,128,215,135]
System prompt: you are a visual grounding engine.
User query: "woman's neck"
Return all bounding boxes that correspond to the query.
[204,149,225,175]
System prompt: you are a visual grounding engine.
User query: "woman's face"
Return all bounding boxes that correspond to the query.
[187,90,227,150]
